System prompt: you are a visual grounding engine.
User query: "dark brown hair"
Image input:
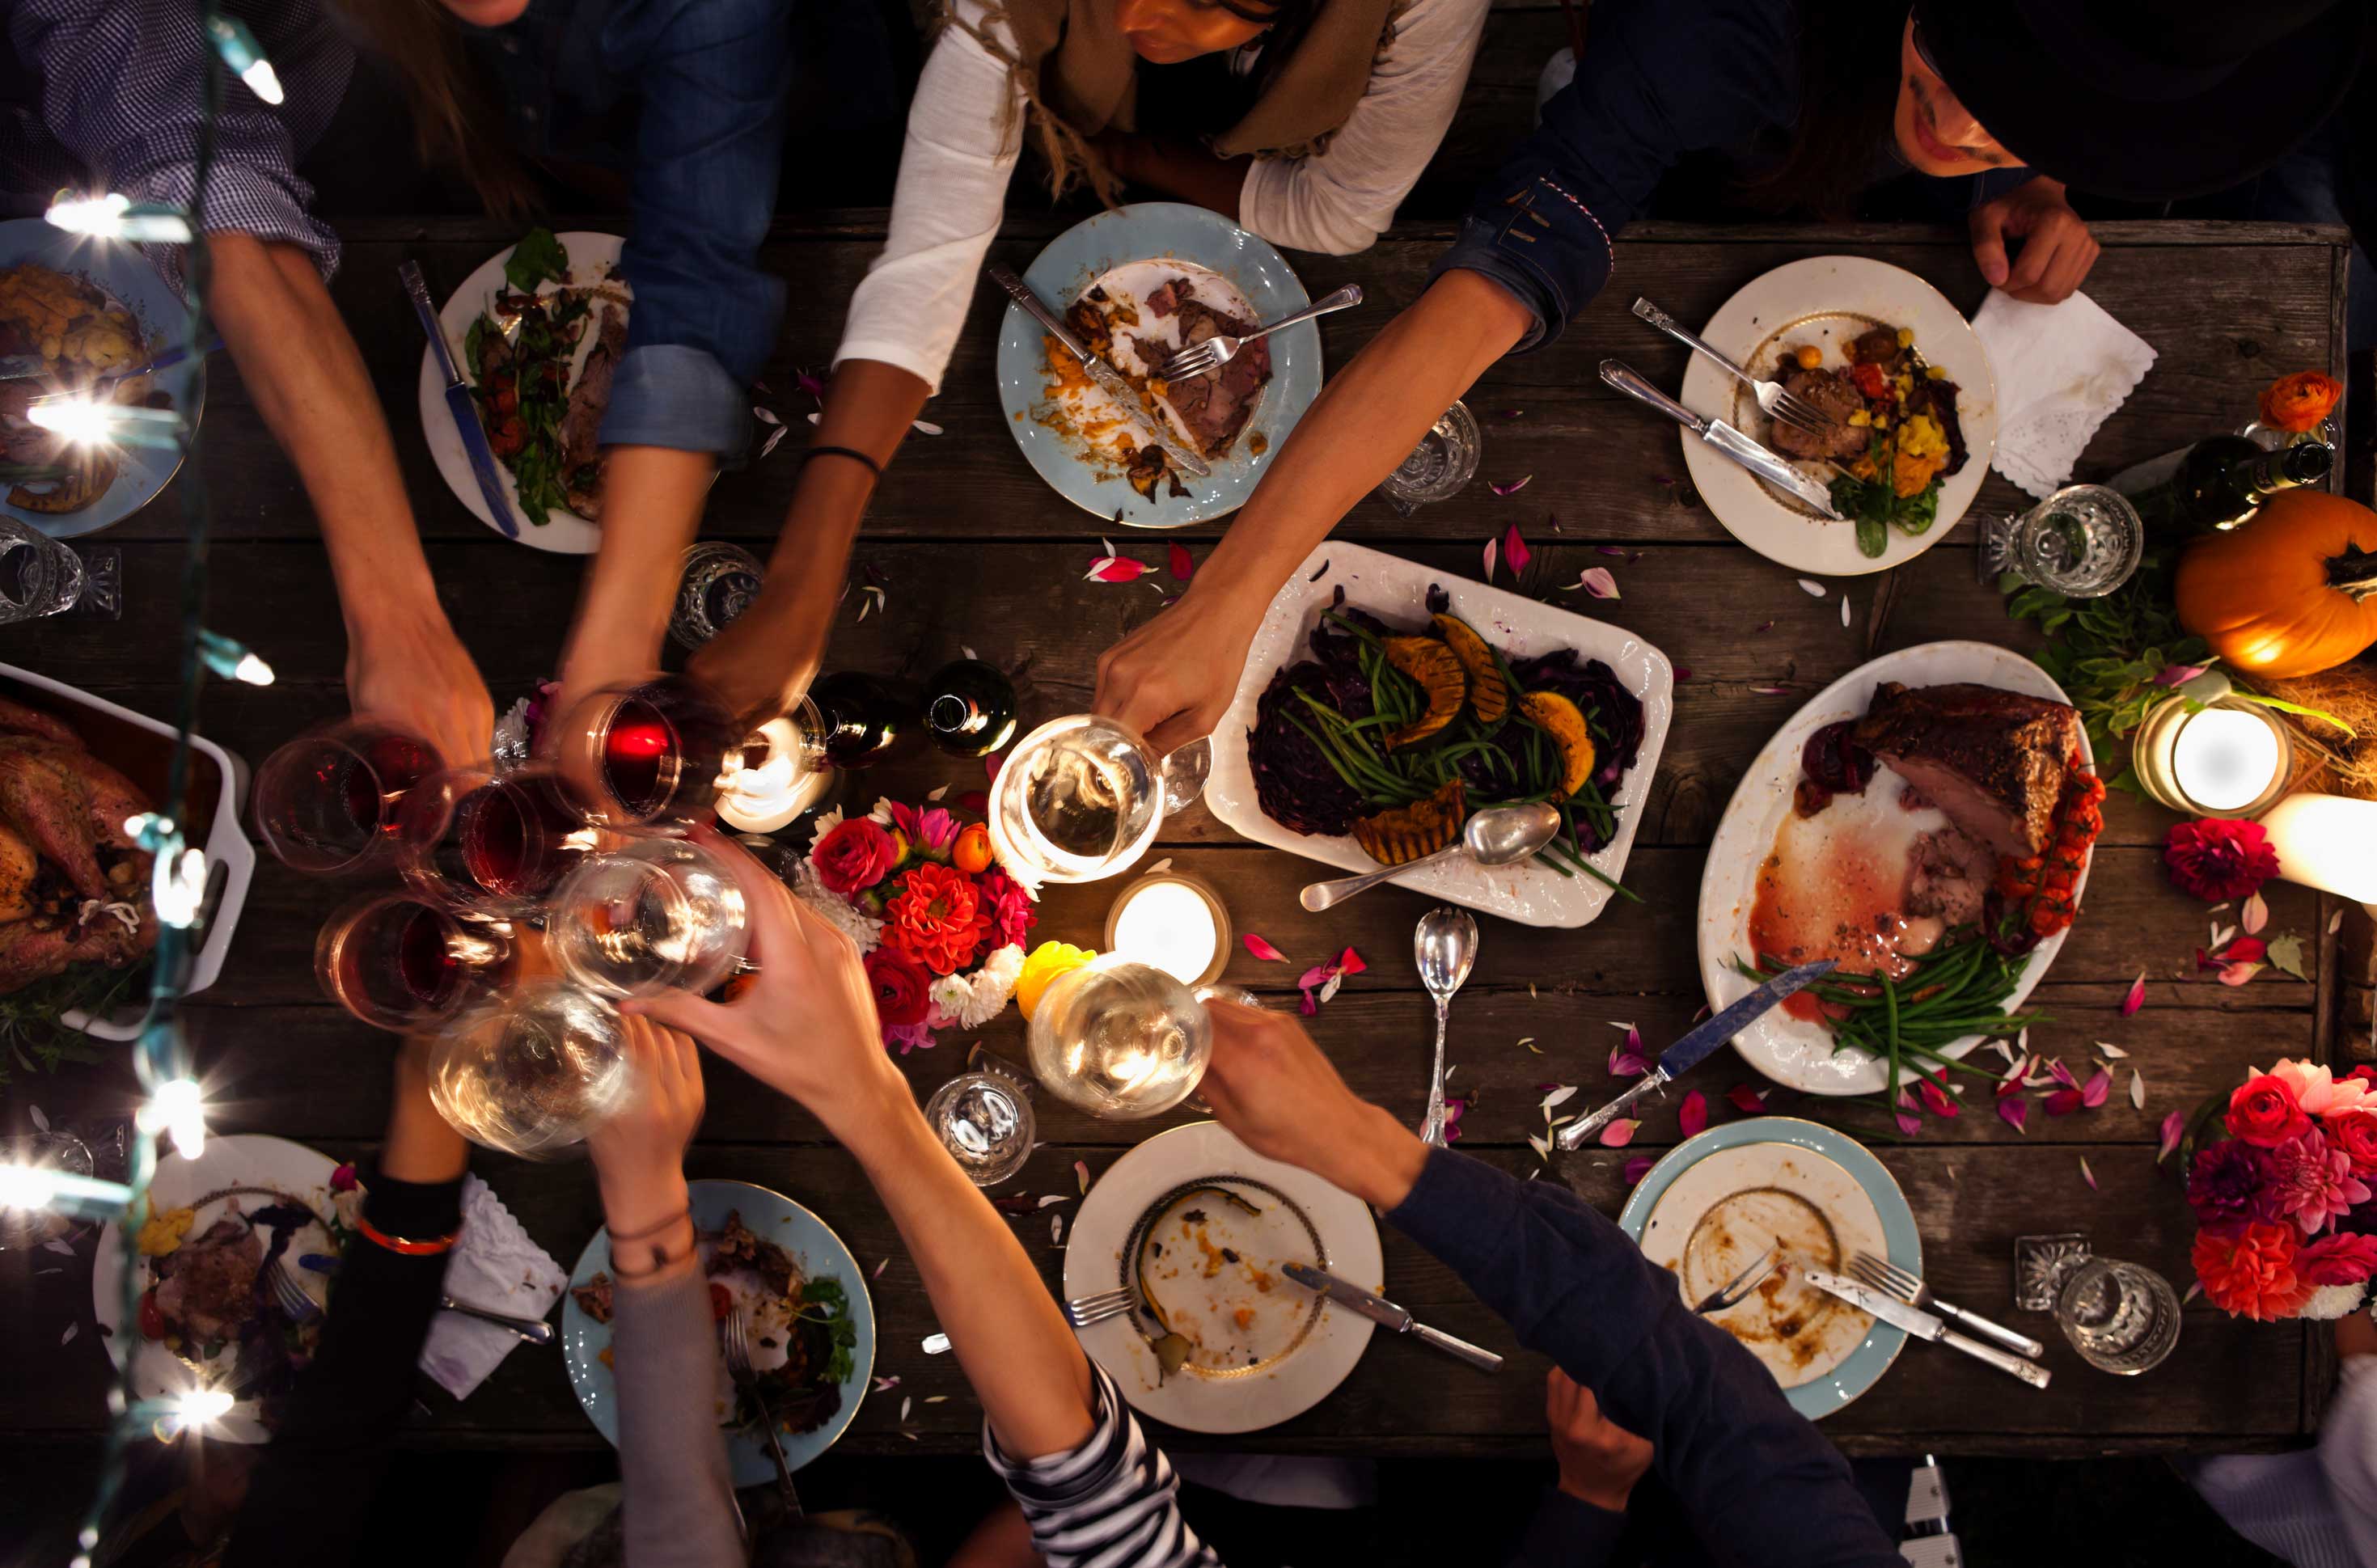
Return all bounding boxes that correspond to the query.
[329,0,538,221]
[1737,0,1905,219]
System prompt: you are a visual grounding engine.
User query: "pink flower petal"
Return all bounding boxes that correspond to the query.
[2121,973,2146,1016]
[1608,1046,1651,1079]
[1596,544,1626,557]
[1482,537,1499,581]
[1728,1084,1768,1115]
[2079,1155,2098,1191]
[1502,522,1533,576]
[2044,1088,2084,1117]
[1566,567,1621,600]
[1598,1118,1639,1148]
[1998,1095,2029,1134]
[1296,964,1334,991]
[1298,989,1318,1016]
[1918,1078,1960,1118]
[2219,961,2264,987]
[2242,892,2269,936]
[2222,936,2268,965]
[1086,556,1153,582]
[1678,1090,1708,1139]
[795,370,827,400]
[1673,667,1692,682]
[1241,932,1289,963]
[2049,1059,2079,1090]
[1895,1107,1922,1135]
[1167,542,1194,581]
[1622,1155,1655,1186]
[1338,947,1368,976]
[1489,475,1533,497]
[2080,1067,2111,1109]
[2154,664,2208,687]
[2158,1109,2186,1163]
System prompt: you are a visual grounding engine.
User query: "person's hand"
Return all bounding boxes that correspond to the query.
[1093,583,1267,756]
[347,610,494,770]
[683,595,824,731]
[1545,1369,1652,1512]
[1198,1000,1429,1208]
[586,1015,705,1239]
[624,827,908,1142]
[1969,177,2100,305]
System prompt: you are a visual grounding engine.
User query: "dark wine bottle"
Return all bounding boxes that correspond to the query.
[919,658,1019,758]
[811,671,907,768]
[2108,435,2332,536]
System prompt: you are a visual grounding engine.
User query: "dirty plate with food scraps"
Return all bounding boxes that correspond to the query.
[0,218,208,539]
[993,202,1322,528]
[1064,1121,1381,1433]
[91,1135,348,1444]
[1695,640,2089,1095]
[562,1178,873,1485]
[1679,255,1996,577]
[1205,541,1673,928]
[1621,1118,1920,1420]
[416,230,628,554]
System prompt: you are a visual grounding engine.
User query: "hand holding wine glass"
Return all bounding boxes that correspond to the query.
[346,609,495,775]
[1199,1000,1429,1211]
[586,1016,706,1249]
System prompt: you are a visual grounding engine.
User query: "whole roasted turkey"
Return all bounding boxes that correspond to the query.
[0,694,158,991]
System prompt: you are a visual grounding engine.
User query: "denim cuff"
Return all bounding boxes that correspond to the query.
[1427,171,1617,356]
[598,343,752,463]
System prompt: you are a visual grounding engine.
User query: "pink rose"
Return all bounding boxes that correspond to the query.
[864,945,932,1029]
[2299,1232,2377,1288]
[2329,1111,2377,1176]
[813,818,897,895]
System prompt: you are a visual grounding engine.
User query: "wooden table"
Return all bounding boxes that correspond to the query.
[0,215,2355,1460]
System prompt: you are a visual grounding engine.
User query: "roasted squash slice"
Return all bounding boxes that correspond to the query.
[1351,780,1466,866]
[1430,613,1510,725]
[1381,636,1466,750]
[1519,691,1597,799]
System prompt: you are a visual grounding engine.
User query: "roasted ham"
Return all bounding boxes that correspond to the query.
[1850,683,2082,859]
[1769,367,1868,460]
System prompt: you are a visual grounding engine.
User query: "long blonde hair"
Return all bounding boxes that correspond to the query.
[331,0,539,220]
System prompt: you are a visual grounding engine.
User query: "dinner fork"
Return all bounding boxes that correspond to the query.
[1690,1245,1779,1316]
[1849,1250,2045,1359]
[1153,285,1364,381]
[267,1259,322,1326]
[1630,297,1833,437]
[1064,1287,1136,1330]
[722,1302,803,1518]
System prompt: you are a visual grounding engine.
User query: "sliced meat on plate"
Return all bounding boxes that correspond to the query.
[1768,367,1868,461]
[1850,682,2082,859]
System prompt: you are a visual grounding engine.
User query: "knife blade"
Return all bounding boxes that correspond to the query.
[1599,358,1842,518]
[1282,1262,1503,1372]
[1556,959,1836,1149]
[400,260,519,539]
[983,264,1212,480]
[1803,1269,2051,1389]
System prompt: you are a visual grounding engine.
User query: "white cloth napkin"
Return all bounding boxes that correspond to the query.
[1969,289,2158,500]
[418,1174,568,1400]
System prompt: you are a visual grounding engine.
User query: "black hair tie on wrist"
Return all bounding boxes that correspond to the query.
[801,443,884,483]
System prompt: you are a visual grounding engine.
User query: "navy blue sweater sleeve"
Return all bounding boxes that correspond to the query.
[1432,0,1795,350]
[1509,1486,1628,1567]
[1388,1150,1899,1568]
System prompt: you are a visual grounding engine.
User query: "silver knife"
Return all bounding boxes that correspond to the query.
[984,264,1212,480]
[1556,959,1836,1150]
[1599,358,1842,518]
[400,260,520,539]
[1804,1268,2050,1389]
[439,1295,555,1345]
[1282,1262,1502,1372]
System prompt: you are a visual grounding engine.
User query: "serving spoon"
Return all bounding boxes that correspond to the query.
[1298,802,1561,912]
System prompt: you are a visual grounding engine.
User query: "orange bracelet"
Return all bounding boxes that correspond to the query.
[356,1213,460,1256]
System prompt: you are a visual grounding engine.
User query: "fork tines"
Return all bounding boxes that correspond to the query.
[1847,1251,1918,1300]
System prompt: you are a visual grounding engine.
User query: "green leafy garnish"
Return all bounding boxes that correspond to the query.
[0,961,142,1088]
[797,1276,858,1385]
[503,226,569,292]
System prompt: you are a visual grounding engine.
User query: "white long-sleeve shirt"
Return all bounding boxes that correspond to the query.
[834,0,1489,394]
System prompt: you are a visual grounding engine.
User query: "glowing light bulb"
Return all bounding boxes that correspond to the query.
[168,1387,235,1435]
[27,395,112,444]
[204,16,284,105]
[42,190,192,244]
[0,1162,59,1210]
[27,395,188,450]
[146,1078,207,1159]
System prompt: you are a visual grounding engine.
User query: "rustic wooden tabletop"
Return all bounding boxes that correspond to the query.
[0,213,2354,1460]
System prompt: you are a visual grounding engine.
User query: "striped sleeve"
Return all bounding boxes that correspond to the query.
[979,1363,1223,1568]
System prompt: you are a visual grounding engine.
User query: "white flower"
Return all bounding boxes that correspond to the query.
[931,944,1026,1029]
[867,798,897,828]
[803,805,845,854]
[2302,1282,2372,1321]
[790,856,882,953]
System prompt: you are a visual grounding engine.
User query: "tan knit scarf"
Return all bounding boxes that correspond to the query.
[945,0,1403,202]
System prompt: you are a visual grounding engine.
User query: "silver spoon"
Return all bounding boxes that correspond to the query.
[1415,907,1479,1147]
[1300,803,1561,912]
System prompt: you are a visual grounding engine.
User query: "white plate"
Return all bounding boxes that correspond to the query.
[1695,640,2091,1095]
[1205,541,1673,928]
[416,231,628,553]
[1678,256,1997,577]
[91,1135,347,1444]
[1064,1122,1380,1434]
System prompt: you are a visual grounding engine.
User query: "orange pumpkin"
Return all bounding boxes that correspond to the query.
[2173,488,2377,678]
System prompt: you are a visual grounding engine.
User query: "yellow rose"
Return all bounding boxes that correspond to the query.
[1016,941,1097,1021]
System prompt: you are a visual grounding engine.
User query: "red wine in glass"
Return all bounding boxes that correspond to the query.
[582,677,739,826]
[317,892,505,1031]
[400,767,590,915]
[257,722,443,874]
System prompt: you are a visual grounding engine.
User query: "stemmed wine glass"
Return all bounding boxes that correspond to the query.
[546,835,749,999]
[315,890,511,1031]
[425,980,636,1160]
[395,763,600,919]
[1025,955,1254,1120]
[986,716,1209,885]
[254,721,442,873]
[552,674,746,830]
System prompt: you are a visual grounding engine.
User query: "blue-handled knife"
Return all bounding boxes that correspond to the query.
[400,260,518,539]
[1554,959,1837,1150]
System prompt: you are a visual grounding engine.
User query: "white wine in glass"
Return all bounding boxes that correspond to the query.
[1026,957,1247,1120]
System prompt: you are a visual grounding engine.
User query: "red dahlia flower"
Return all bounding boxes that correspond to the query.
[882,861,996,975]
[2193,1222,2311,1321]
[2163,818,2280,902]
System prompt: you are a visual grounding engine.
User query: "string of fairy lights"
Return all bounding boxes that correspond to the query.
[0,13,287,1565]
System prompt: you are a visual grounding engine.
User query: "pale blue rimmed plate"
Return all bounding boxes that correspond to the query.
[562,1178,875,1484]
[993,202,1322,527]
[1618,1118,1920,1420]
[0,218,207,537]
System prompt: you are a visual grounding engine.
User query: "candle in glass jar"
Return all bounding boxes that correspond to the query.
[2259,792,2377,902]
[2170,707,2286,813]
[1106,876,1228,987]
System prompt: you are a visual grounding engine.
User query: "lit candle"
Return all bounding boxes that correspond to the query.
[716,716,829,834]
[2130,678,2292,818]
[2259,792,2377,902]
[1106,874,1229,987]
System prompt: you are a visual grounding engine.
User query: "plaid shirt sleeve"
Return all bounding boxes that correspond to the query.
[6,0,347,290]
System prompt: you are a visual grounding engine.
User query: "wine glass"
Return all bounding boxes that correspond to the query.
[425,980,634,1160]
[395,764,600,918]
[1025,956,1252,1120]
[986,715,1209,885]
[547,835,749,999]
[315,890,510,1031]
[924,1068,1036,1186]
[552,674,745,830]
[253,721,442,873]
